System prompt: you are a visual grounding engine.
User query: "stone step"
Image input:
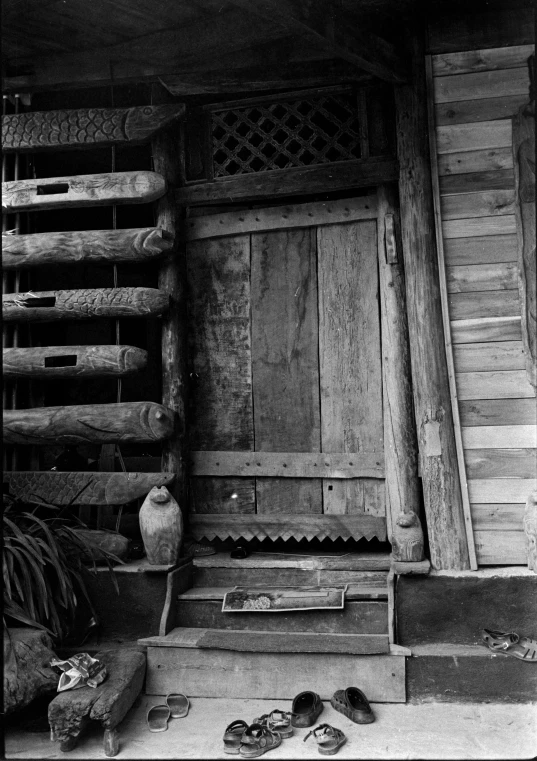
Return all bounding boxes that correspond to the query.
[407,644,537,703]
[140,628,406,702]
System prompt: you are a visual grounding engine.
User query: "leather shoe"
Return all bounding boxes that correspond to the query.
[291,690,324,728]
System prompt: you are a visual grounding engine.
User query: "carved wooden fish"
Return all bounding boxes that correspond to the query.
[3,471,175,506]
[2,105,185,152]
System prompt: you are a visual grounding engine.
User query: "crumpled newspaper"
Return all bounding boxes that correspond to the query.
[50,652,107,692]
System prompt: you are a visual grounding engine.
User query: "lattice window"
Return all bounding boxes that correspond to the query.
[211,90,363,177]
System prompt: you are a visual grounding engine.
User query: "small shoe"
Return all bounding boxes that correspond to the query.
[330,687,374,724]
[482,629,537,661]
[291,690,324,727]
[166,692,189,718]
[254,709,293,738]
[183,538,216,557]
[147,704,171,732]
[239,724,281,758]
[304,723,347,756]
[224,720,249,754]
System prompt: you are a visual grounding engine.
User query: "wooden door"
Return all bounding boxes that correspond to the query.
[186,196,386,543]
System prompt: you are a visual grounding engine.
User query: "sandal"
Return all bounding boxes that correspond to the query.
[482,629,537,661]
[147,704,171,732]
[254,709,293,738]
[166,692,190,718]
[304,724,347,756]
[330,687,374,724]
[239,724,282,758]
[224,720,249,754]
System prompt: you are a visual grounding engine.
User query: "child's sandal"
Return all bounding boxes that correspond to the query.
[304,723,347,756]
[223,719,249,754]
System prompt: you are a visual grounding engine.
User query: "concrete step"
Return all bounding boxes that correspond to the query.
[139,627,407,702]
[174,587,388,635]
[192,552,391,587]
[406,644,537,703]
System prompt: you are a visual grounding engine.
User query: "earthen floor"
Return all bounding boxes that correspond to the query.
[5,696,536,760]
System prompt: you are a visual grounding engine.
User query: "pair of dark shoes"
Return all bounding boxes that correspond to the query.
[291,688,374,728]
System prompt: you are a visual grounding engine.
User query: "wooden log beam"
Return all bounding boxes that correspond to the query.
[2,171,166,213]
[394,29,470,570]
[376,186,424,562]
[3,287,168,323]
[3,402,176,446]
[176,159,398,206]
[2,105,185,153]
[513,84,536,389]
[2,227,174,270]
[152,86,189,518]
[4,471,175,506]
[3,345,147,379]
[230,0,409,83]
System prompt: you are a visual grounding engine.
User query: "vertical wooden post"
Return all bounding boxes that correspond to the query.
[151,94,188,520]
[377,185,424,562]
[394,28,470,570]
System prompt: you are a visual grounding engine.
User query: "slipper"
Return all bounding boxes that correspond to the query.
[330,687,374,724]
[224,720,249,754]
[291,690,324,727]
[147,704,171,732]
[239,724,282,758]
[166,692,190,718]
[254,709,293,738]
[304,724,347,756]
[482,629,537,661]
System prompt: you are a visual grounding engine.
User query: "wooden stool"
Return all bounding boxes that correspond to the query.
[48,649,146,757]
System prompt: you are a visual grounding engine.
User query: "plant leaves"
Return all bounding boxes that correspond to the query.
[4,599,53,635]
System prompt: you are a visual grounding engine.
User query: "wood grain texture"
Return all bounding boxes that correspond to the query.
[158,559,193,637]
[444,234,517,266]
[456,369,535,400]
[187,196,377,241]
[471,503,526,530]
[152,112,188,514]
[318,219,384,516]
[453,340,526,372]
[3,287,169,323]
[432,45,535,77]
[377,186,422,558]
[442,215,516,239]
[474,530,526,564]
[435,95,529,126]
[451,316,522,344]
[145,647,405,701]
[513,101,536,389]
[439,169,515,195]
[438,147,513,176]
[441,190,515,220]
[462,425,537,449]
[3,345,147,378]
[3,470,174,506]
[447,263,517,293]
[175,159,398,206]
[2,105,185,152]
[3,402,175,446]
[459,398,536,427]
[396,32,469,569]
[465,448,536,479]
[191,451,384,478]
[251,227,321,516]
[190,478,255,515]
[468,478,537,504]
[2,171,166,213]
[436,120,512,154]
[189,514,386,542]
[2,227,173,269]
[139,486,182,565]
[434,68,529,104]
[448,290,520,320]
[187,234,254,514]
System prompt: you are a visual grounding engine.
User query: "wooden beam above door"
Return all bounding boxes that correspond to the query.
[230,0,409,83]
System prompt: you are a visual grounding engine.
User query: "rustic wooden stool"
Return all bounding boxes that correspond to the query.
[48,649,146,757]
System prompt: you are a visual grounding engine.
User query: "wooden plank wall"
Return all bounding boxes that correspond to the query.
[430,43,536,565]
